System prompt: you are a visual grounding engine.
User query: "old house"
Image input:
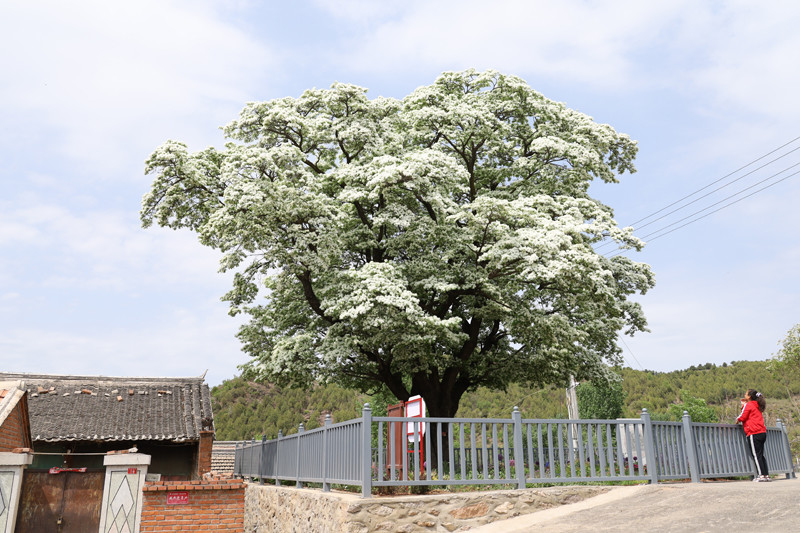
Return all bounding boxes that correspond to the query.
[0,372,214,481]
[0,380,32,452]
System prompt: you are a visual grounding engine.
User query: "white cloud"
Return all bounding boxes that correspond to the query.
[0,194,247,386]
[311,0,407,25]
[0,200,229,292]
[0,310,248,386]
[316,1,800,129]
[319,1,683,87]
[622,271,793,371]
[683,3,800,121]
[0,0,274,173]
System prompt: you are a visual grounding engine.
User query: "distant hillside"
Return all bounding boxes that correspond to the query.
[212,360,800,455]
[211,379,366,441]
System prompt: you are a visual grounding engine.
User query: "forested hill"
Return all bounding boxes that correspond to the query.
[212,360,800,445]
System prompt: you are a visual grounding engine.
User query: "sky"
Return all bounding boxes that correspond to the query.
[1,0,798,387]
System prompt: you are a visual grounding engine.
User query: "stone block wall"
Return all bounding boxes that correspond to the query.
[141,478,245,532]
[244,484,608,532]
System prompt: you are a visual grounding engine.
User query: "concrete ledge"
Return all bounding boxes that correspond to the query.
[103,452,151,466]
[0,451,33,466]
[245,483,609,532]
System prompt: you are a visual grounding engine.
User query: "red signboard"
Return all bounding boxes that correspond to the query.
[128,468,138,474]
[49,467,87,474]
[405,395,426,438]
[167,491,189,505]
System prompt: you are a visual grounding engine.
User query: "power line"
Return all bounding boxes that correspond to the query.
[624,146,800,235]
[638,167,800,245]
[595,135,800,252]
[627,135,800,228]
[607,166,800,257]
[637,163,800,241]
[620,338,644,370]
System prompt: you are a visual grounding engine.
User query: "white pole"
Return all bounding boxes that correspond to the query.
[566,375,579,419]
[566,375,579,452]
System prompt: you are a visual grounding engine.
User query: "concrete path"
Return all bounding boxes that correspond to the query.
[474,478,799,532]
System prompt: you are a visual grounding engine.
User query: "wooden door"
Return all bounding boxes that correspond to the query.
[15,470,105,533]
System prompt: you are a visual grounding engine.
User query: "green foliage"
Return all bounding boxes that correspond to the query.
[454,383,570,419]
[667,391,717,422]
[212,359,800,457]
[144,69,653,419]
[576,379,625,420]
[617,360,799,417]
[770,324,800,378]
[211,378,364,440]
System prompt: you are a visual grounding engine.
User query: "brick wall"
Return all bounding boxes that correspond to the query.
[0,396,31,452]
[141,478,244,532]
[197,430,214,477]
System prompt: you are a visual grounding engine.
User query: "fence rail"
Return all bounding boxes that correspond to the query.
[235,405,795,497]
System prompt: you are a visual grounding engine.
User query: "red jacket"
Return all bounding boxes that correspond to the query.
[737,400,766,436]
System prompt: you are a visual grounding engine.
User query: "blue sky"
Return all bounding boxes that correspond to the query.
[1,0,798,386]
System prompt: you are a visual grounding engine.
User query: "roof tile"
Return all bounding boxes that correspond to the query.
[0,372,214,443]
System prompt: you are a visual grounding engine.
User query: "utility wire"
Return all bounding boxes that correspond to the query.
[595,135,800,252]
[637,163,800,241]
[604,145,800,246]
[640,168,800,243]
[607,166,800,258]
[620,338,644,371]
[628,135,800,228]
[595,140,800,252]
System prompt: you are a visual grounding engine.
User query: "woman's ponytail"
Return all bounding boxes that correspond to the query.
[747,389,766,412]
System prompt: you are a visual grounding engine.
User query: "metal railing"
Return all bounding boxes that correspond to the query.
[235,405,795,497]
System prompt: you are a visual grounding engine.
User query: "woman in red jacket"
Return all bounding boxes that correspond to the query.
[737,389,769,481]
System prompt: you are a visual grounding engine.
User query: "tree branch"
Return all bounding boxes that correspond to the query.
[296,270,337,324]
[414,192,438,222]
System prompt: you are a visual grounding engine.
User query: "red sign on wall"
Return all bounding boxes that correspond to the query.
[49,467,87,474]
[128,468,138,474]
[167,491,189,505]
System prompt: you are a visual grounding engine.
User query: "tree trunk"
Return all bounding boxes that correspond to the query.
[412,378,467,476]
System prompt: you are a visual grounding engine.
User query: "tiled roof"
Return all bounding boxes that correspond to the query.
[211,440,237,473]
[0,373,213,443]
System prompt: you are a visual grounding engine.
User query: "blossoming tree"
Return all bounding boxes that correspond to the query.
[142,69,655,419]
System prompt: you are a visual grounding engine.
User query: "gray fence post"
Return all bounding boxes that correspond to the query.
[681,411,700,483]
[776,419,796,479]
[276,430,283,486]
[512,407,526,489]
[260,435,267,484]
[323,414,332,492]
[249,438,256,481]
[297,423,305,489]
[362,403,373,498]
[234,441,240,477]
[640,409,659,484]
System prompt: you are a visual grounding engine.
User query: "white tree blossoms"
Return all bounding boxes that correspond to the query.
[142,70,654,417]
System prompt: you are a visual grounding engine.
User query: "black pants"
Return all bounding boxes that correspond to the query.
[747,432,768,477]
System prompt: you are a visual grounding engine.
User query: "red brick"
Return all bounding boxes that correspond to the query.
[141,480,244,533]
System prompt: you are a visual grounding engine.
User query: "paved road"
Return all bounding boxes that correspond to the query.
[475,478,799,532]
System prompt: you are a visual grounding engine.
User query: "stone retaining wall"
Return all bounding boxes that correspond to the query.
[244,483,608,532]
